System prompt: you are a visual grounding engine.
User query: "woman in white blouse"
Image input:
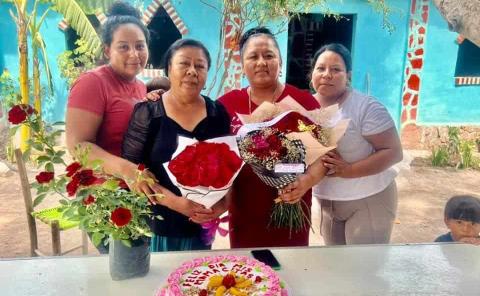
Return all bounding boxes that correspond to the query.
[309,43,403,245]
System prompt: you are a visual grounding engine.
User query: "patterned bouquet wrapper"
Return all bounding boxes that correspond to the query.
[246,137,306,190]
[164,136,243,209]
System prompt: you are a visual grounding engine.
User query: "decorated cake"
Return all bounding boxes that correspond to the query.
[157,255,287,296]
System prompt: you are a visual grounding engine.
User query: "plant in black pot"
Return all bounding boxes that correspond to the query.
[7,104,162,281]
[55,150,162,281]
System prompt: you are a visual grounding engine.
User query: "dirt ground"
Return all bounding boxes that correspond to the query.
[0,150,479,258]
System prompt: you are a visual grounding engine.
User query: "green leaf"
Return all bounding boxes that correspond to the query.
[36,155,50,164]
[31,142,44,152]
[62,206,77,218]
[9,126,20,137]
[102,179,119,191]
[45,163,54,172]
[52,121,65,126]
[121,239,132,248]
[32,193,47,208]
[89,159,104,170]
[78,206,87,216]
[58,199,68,206]
[52,156,64,164]
[92,232,105,247]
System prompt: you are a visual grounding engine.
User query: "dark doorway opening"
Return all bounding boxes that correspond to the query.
[286,13,355,90]
[147,7,182,69]
[455,39,480,77]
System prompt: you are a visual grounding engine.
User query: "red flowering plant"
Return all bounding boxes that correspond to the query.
[57,147,160,247]
[7,104,160,247]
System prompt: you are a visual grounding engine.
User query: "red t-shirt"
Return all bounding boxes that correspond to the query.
[219,84,320,248]
[67,65,146,156]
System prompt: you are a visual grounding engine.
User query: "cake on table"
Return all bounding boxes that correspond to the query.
[157,255,287,296]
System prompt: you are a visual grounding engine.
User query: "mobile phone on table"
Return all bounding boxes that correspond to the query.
[251,249,281,270]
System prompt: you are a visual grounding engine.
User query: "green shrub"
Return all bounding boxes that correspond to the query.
[431,146,449,167]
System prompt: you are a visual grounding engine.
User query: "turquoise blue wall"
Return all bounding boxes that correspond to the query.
[417,5,480,125]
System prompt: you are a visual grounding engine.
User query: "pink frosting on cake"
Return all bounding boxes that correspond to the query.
[157,255,287,296]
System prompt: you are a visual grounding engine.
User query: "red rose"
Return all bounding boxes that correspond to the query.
[137,163,145,171]
[74,169,98,186]
[8,104,35,124]
[65,162,81,177]
[169,142,241,188]
[111,207,132,227]
[117,179,129,189]
[67,179,80,196]
[82,195,96,205]
[66,178,80,196]
[35,171,54,184]
[66,169,100,196]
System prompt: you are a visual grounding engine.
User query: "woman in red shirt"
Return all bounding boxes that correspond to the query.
[218,27,327,248]
[66,2,160,196]
[66,2,168,253]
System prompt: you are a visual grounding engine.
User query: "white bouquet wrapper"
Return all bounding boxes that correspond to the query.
[164,136,244,209]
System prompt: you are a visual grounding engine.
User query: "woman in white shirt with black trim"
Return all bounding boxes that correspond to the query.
[282,43,403,245]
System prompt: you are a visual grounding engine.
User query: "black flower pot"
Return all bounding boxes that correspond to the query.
[109,236,150,281]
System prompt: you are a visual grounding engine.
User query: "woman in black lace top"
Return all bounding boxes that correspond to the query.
[122,39,230,251]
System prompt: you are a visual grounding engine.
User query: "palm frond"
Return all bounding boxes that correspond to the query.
[49,0,102,56]
[75,0,117,14]
[34,32,54,95]
[28,6,54,95]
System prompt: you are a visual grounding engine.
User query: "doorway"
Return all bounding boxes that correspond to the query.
[147,7,182,69]
[286,13,355,90]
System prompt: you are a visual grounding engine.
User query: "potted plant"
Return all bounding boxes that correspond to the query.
[7,104,161,280]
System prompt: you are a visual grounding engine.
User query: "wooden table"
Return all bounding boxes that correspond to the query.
[1,243,479,295]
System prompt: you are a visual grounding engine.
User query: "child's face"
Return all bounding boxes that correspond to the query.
[445,218,480,241]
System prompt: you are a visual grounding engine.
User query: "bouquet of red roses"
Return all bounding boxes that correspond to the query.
[236,99,350,233]
[165,136,243,208]
[237,124,310,233]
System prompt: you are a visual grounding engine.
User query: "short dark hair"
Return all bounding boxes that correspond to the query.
[162,39,211,77]
[146,77,170,92]
[239,26,281,60]
[444,195,480,223]
[101,1,150,46]
[311,43,352,73]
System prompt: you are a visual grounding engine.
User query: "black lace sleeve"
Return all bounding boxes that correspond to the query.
[214,100,232,135]
[122,102,153,164]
